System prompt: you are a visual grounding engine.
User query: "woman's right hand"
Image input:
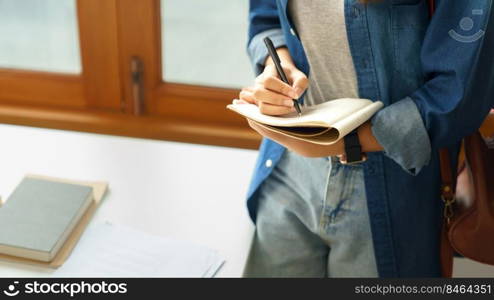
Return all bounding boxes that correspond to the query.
[238,47,309,116]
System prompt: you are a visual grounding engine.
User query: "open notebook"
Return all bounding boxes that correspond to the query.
[227,98,383,145]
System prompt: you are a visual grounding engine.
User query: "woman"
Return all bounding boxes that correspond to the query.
[238,0,494,277]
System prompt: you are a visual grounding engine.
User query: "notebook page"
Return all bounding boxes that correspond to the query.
[227,98,374,127]
[330,101,384,140]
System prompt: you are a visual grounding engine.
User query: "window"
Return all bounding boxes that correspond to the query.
[0,0,81,73]
[0,0,258,149]
[161,0,252,88]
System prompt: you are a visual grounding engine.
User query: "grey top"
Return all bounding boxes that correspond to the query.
[288,0,359,106]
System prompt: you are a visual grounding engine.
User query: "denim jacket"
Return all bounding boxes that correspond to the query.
[246,0,494,277]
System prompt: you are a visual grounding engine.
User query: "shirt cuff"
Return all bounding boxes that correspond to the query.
[247,28,286,75]
[371,97,432,175]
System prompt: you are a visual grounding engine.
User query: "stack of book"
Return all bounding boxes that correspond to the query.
[0,175,107,267]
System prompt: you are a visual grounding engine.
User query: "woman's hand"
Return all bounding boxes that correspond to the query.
[239,47,308,116]
[238,47,383,158]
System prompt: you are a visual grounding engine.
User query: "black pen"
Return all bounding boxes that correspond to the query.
[263,37,302,116]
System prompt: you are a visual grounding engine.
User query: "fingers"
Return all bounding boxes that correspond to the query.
[290,69,309,97]
[252,86,294,106]
[258,101,296,115]
[263,76,299,98]
[239,86,292,107]
[257,65,298,99]
[238,87,294,115]
[233,99,250,105]
[238,87,257,104]
[260,65,308,99]
[240,64,308,116]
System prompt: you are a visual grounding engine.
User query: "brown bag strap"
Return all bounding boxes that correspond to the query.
[428,0,435,18]
[440,223,454,277]
[439,148,455,278]
[439,149,454,201]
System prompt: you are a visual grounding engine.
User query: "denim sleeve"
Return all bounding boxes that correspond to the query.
[371,97,431,175]
[247,29,286,75]
[408,1,494,150]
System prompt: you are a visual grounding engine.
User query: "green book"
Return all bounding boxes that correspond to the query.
[0,177,93,262]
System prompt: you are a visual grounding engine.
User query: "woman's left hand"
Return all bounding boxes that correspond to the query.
[247,119,345,157]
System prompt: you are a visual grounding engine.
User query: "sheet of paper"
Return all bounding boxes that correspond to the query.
[52,222,224,278]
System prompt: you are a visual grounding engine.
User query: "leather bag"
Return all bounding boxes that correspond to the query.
[430,0,494,277]
[439,130,494,277]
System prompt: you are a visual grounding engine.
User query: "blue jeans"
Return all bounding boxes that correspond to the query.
[243,150,378,277]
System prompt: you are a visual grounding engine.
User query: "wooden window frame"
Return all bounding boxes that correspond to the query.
[0,0,260,150]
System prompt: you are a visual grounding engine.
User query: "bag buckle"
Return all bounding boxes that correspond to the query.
[441,185,456,224]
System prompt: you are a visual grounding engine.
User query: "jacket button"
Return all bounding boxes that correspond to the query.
[290,28,297,36]
[265,159,273,168]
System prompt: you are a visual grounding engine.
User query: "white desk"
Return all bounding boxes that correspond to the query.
[0,124,493,277]
[0,124,258,277]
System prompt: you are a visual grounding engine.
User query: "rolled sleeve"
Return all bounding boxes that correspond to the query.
[247,28,286,75]
[371,97,432,175]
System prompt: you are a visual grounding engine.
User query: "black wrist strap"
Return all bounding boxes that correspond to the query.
[344,129,363,163]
